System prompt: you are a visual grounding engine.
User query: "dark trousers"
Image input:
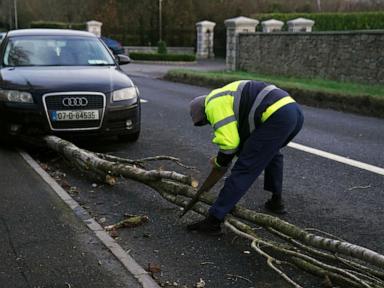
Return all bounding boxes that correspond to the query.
[209,103,304,220]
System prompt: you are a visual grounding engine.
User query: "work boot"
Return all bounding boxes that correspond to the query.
[264,196,287,215]
[187,214,223,236]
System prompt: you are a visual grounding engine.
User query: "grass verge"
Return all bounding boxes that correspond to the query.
[164,69,384,118]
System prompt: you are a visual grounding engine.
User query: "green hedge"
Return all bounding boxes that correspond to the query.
[129,52,196,62]
[254,12,384,31]
[30,21,86,30]
[164,70,384,118]
[157,41,168,54]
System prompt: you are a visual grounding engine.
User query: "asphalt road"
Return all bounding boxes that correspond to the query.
[33,75,384,287]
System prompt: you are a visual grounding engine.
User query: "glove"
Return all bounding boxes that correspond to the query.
[210,156,228,172]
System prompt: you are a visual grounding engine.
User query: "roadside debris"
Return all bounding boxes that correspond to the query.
[195,278,205,288]
[104,214,149,231]
[347,184,371,191]
[147,262,161,274]
[226,273,252,284]
[105,174,117,186]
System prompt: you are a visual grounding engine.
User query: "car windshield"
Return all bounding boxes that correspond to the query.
[3,35,115,67]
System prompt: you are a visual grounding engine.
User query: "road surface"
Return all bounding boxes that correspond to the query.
[32,73,384,287]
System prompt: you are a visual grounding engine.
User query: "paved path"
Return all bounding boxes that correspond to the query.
[0,146,142,288]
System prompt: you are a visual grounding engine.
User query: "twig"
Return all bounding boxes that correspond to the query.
[226,273,253,284]
[104,215,149,231]
[201,261,214,265]
[348,185,371,191]
[96,153,197,170]
[226,219,373,288]
[224,221,304,288]
[267,226,384,283]
[344,269,384,286]
[335,254,384,281]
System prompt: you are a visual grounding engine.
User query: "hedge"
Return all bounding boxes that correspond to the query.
[253,12,384,31]
[129,52,196,62]
[30,21,86,30]
[157,41,168,54]
[164,70,384,119]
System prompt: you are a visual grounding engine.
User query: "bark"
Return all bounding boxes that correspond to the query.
[43,135,384,288]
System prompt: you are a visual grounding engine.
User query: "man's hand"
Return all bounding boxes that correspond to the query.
[210,156,228,172]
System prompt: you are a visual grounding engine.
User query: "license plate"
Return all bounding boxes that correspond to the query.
[51,110,99,121]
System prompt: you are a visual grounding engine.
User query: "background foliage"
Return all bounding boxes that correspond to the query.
[1,0,383,56]
[255,12,384,31]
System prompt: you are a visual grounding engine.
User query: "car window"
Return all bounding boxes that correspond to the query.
[3,36,115,66]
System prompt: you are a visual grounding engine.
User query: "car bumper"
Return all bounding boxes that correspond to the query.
[0,102,140,137]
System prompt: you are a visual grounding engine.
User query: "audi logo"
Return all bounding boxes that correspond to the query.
[62,97,88,107]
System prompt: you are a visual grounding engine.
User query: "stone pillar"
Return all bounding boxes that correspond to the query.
[196,21,216,59]
[224,16,259,71]
[86,20,103,37]
[287,17,315,32]
[261,19,284,33]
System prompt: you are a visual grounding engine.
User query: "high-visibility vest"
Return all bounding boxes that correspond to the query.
[204,80,295,155]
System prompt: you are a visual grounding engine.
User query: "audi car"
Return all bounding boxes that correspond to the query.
[0,29,140,142]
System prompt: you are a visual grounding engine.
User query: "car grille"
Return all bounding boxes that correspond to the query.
[45,95,104,110]
[43,92,106,131]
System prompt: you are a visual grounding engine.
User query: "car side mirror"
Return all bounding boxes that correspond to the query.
[117,54,131,65]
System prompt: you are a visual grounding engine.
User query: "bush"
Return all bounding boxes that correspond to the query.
[253,12,384,31]
[157,40,167,54]
[30,21,86,30]
[129,52,195,62]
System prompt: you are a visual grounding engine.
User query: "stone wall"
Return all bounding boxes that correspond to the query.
[238,30,384,84]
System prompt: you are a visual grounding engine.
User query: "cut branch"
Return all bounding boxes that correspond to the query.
[42,135,384,288]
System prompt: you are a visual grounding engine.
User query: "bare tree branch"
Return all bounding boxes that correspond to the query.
[42,135,384,288]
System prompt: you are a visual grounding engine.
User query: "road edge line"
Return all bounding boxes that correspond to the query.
[19,150,160,288]
[289,142,384,176]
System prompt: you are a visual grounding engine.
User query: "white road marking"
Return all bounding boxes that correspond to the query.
[289,142,384,176]
[140,99,148,103]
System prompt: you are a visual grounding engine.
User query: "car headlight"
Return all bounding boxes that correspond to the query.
[112,87,138,102]
[0,89,34,103]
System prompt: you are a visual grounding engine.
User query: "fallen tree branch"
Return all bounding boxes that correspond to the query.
[104,214,149,231]
[42,135,384,288]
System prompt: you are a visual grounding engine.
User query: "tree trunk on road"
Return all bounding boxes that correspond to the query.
[43,135,384,288]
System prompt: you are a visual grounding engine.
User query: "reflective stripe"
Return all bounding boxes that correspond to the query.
[248,85,277,133]
[233,80,250,124]
[206,91,235,104]
[219,148,238,154]
[213,115,237,131]
[261,96,295,123]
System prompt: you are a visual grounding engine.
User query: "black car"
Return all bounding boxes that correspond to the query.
[100,36,125,56]
[0,29,140,141]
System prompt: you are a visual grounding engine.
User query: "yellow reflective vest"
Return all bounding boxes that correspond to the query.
[205,80,295,156]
